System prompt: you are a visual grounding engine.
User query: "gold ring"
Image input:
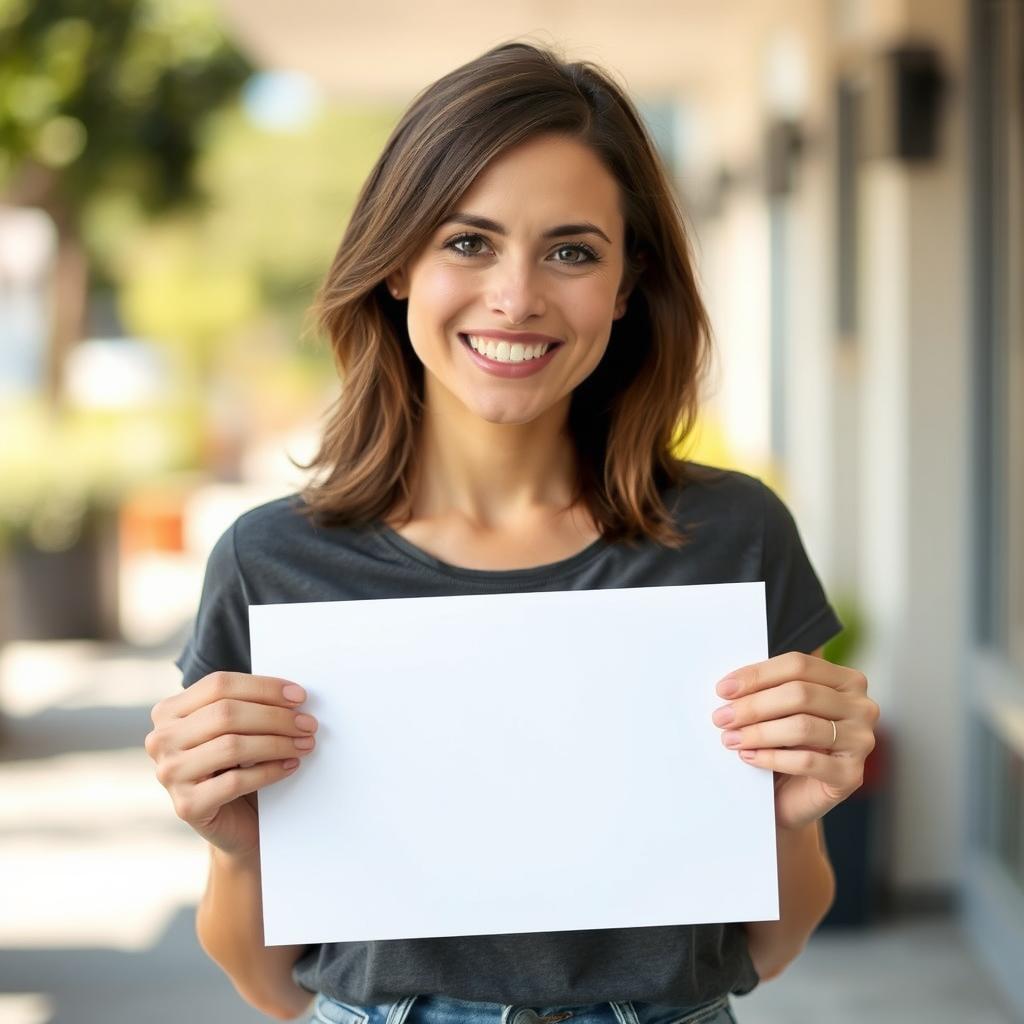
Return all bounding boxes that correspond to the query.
[829,719,838,748]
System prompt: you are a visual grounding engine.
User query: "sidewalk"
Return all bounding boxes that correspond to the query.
[0,634,279,1023]
[0,636,1014,1024]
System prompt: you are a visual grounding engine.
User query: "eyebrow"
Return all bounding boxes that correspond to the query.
[439,212,612,245]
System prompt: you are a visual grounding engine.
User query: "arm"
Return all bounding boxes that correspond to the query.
[145,672,322,1020]
[197,840,315,1020]
[743,817,835,980]
[743,644,836,980]
[712,646,878,982]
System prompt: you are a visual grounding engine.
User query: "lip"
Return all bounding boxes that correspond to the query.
[458,333,562,379]
[460,329,562,344]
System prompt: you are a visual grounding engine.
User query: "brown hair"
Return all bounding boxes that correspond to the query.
[297,40,713,547]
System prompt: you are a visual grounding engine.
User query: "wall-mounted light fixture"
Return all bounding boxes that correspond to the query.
[859,43,947,162]
[764,118,806,197]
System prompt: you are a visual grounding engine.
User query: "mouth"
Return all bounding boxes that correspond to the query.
[458,333,562,364]
[457,332,564,379]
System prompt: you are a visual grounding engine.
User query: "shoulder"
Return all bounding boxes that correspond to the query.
[233,489,337,549]
[232,493,311,546]
[665,460,773,528]
[662,460,809,572]
[223,491,384,601]
[207,493,321,587]
[665,462,840,655]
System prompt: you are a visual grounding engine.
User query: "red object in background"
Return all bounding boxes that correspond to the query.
[862,721,889,793]
[119,490,186,556]
[820,722,892,928]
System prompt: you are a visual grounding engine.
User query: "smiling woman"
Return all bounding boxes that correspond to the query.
[297,42,710,556]
[152,38,877,1024]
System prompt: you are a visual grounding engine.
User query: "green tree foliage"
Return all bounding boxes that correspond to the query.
[0,0,253,403]
[0,0,399,506]
[0,0,252,222]
[113,103,399,377]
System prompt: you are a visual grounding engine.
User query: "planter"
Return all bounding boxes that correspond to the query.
[0,504,120,642]
[820,725,892,927]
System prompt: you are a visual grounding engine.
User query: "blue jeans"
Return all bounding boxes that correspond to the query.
[310,993,737,1024]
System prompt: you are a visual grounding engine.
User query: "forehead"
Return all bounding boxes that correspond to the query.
[454,134,624,233]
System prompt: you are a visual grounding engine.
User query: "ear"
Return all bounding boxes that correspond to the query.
[385,268,407,300]
[613,279,636,320]
[613,249,646,320]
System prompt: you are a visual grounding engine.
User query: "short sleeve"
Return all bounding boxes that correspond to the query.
[174,520,253,688]
[759,481,844,656]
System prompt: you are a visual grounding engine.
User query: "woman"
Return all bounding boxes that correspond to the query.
[147,40,879,1024]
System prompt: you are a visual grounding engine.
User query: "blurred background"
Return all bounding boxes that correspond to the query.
[0,0,1021,1021]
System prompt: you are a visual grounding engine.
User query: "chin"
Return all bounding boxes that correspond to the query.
[467,398,547,426]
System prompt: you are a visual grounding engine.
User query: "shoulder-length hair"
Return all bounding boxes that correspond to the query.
[297,40,713,547]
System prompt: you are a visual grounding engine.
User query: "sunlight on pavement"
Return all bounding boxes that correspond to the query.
[0,641,181,717]
[0,994,54,1024]
[0,748,208,950]
[0,635,211,954]
[0,833,207,949]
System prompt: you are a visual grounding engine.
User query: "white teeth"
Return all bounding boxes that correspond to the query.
[465,335,552,362]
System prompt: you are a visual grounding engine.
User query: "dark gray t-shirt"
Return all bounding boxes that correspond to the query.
[175,462,843,1008]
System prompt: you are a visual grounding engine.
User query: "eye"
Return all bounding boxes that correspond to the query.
[551,243,601,265]
[444,233,491,257]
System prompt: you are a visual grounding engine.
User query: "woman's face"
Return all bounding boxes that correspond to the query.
[388,133,633,428]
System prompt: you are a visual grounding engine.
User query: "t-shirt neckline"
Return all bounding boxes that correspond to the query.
[373,521,611,583]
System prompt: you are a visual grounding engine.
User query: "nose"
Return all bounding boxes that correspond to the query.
[485,256,546,325]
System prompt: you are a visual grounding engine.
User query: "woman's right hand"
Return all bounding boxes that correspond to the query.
[145,672,318,857]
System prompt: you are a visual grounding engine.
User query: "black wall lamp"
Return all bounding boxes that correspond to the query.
[764,118,806,197]
[859,43,947,162]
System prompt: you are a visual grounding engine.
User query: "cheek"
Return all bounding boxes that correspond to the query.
[564,279,619,376]
[408,265,472,325]
[571,279,619,344]
[404,267,475,373]
[574,273,621,321]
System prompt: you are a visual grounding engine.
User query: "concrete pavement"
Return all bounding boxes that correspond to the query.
[0,635,1013,1024]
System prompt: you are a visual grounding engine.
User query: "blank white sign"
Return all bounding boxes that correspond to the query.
[250,582,778,946]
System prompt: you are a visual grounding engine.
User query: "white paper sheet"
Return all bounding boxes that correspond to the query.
[250,582,778,946]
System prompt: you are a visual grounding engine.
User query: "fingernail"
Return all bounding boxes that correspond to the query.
[722,730,742,748]
[294,736,315,750]
[740,750,757,761]
[283,684,306,703]
[295,713,317,732]
[717,676,740,697]
[712,704,735,726]
[282,758,300,770]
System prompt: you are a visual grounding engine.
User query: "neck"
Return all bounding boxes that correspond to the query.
[406,376,580,530]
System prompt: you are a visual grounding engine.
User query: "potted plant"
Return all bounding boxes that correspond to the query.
[0,397,200,642]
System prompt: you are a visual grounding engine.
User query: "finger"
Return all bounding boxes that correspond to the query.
[736,747,859,791]
[716,652,868,699]
[152,671,307,725]
[175,698,318,752]
[146,698,318,764]
[173,759,302,827]
[712,678,843,730]
[158,732,316,787]
[721,713,839,753]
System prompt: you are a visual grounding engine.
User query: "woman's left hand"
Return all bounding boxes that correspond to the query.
[711,651,880,832]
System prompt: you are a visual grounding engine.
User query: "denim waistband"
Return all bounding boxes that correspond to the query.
[311,992,734,1024]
